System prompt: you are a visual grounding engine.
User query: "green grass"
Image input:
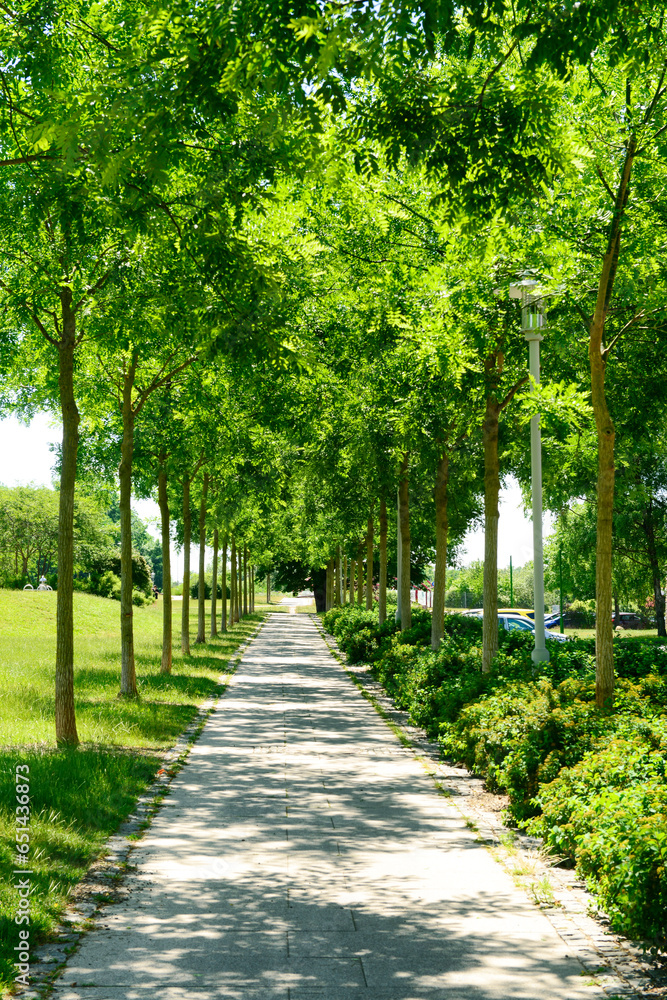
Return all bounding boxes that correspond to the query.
[565,628,660,639]
[0,589,263,991]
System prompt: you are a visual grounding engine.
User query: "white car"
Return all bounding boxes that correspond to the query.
[467,611,569,643]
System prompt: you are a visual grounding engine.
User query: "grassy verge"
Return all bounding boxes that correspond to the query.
[0,590,263,992]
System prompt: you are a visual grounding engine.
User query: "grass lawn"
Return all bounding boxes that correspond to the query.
[564,627,661,639]
[0,589,264,992]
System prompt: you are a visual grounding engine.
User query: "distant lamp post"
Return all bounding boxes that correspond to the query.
[509,277,550,665]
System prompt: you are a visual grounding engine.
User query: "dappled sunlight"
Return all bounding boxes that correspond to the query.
[54,615,595,1000]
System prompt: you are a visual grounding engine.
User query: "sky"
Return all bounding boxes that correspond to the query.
[0,414,553,578]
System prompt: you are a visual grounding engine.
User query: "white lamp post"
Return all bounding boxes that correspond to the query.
[509,277,550,666]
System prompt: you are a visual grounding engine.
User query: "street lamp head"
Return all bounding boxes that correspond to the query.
[509,277,546,336]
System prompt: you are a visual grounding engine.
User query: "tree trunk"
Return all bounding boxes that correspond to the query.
[349,557,355,604]
[379,497,387,625]
[336,545,342,605]
[356,543,364,605]
[398,453,411,631]
[591,336,616,704]
[251,564,255,612]
[482,398,501,672]
[196,472,208,644]
[243,544,248,616]
[237,545,243,619]
[313,566,326,612]
[181,478,192,654]
[325,557,332,611]
[613,592,620,628]
[119,356,139,696]
[266,572,271,604]
[643,508,666,637]
[590,135,636,707]
[55,288,79,745]
[230,534,236,625]
[210,526,218,638]
[221,532,228,632]
[366,512,374,610]
[158,462,172,674]
[431,451,450,650]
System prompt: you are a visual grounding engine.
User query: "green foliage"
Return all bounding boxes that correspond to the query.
[190,578,229,600]
[87,551,153,598]
[527,730,667,942]
[0,486,115,588]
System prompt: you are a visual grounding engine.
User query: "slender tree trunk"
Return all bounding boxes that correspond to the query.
[644,509,666,637]
[325,558,331,611]
[366,512,374,610]
[398,453,411,631]
[431,451,450,650]
[590,135,636,707]
[379,497,387,625]
[336,545,342,605]
[350,557,355,606]
[221,532,228,632]
[251,564,255,612]
[243,544,248,616]
[342,555,348,605]
[230,534,236,625]
[266,572,271,604]
[482,398,501,672]
[356,543,364,605]
[196,472,208,643]
[55,289,79,745]
[210,527,219,638]
[237,545,243,620]
[181,478,192,654]
[158,462,172,674]
[613,592,620,628]
[119,353,138,697]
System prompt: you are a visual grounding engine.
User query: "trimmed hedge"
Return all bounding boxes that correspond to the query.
[322,603,667,944]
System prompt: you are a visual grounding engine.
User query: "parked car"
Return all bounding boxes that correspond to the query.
[467,612,569,643]
[503,607,535,620]
[544,609,595,629]
[612,611,646,630]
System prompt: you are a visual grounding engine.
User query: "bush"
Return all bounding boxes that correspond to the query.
[95,570,121,600]
[132,589,153,607]
[527,730,667,942]
[190,579,229,600]
[87,550,153,597]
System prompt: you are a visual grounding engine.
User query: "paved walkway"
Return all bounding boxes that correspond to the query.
[54,615,600,1000]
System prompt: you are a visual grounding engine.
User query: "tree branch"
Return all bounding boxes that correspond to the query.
[499,375,529,411]
[476,40,519,111]
[72,271,111,313]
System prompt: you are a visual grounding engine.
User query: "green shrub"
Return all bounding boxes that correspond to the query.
[132,589,153,607]
[96,570,121,600]
[527,730,667,942]
[190,579,229,600]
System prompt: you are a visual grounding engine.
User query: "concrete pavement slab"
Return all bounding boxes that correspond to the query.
[50,613,605,1000]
